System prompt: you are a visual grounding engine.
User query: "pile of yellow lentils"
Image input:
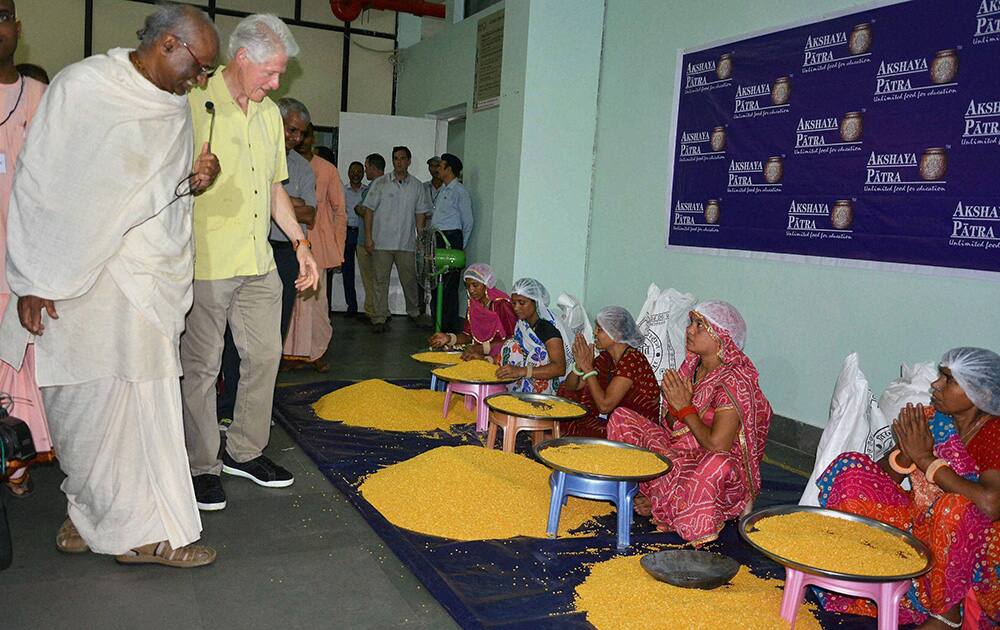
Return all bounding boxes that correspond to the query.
[746,511,926,576]
[542,443,669,478]
[433,359,508,382]
[312,379,474,432]
[359,445,612,540]
[574,554,822,630]
[410,351,464,365]
[487,394,586,418]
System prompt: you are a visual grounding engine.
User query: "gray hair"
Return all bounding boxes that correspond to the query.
[228,14,299,63]
[136,3,217,50]
[277,97,310,124]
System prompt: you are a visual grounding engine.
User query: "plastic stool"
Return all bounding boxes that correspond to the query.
[429,374,447,391]
[485,412,560,453]
[442,382,507,432]
[545,470,637,551]
[779,567,909,630]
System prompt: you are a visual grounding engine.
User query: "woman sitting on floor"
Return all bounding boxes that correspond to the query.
[816,347,1000,630]
[607,300,772,545]
[427,263,517,361]
[558,306,659,438]
[494,278,572,395]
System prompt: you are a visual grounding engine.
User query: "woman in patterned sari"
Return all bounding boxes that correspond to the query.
[558,306,659,438]
[607,300,772,545]
[495,278,573,395]
[816,347,1000,629]
[427,263,517,361]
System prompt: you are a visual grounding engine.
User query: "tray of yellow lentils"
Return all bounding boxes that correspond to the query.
[533,437,672,482]
[739,505,932,582]
[431,359,517,383]
[410,350,464,365]
[484,392,588,420]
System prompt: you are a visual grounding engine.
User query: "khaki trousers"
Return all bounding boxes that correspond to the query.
[180,270,282,475]
[371,249,419,323]
[355,246,376,318]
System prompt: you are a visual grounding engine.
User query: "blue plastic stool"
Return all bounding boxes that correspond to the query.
[545,470,638,551]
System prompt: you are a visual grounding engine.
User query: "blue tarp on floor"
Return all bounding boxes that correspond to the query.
[273,379,882,629]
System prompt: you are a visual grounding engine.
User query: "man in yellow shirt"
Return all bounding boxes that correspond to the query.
[180,14,318,512]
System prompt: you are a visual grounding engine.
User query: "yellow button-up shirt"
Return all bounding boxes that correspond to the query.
[188,68,288,280]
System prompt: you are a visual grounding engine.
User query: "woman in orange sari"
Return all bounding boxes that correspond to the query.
[817,347,1000,629]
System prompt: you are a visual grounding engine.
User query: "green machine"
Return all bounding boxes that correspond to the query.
[416,227,466,333]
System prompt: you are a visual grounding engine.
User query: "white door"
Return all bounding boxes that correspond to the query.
[332,112,447,314]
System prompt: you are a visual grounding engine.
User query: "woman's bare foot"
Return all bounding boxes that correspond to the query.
[634,496,652,517]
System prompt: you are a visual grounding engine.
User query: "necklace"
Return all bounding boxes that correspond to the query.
[129,51,154,84]
[959,413,989,444]
[0,75,24,128]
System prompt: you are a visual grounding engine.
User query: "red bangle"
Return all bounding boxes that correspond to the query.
[675,405,698,420]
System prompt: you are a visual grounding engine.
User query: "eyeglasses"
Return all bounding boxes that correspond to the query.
[170,34,216,78]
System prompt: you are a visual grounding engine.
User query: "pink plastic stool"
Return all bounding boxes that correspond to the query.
[780,567,909,630]
[442,382,507,432]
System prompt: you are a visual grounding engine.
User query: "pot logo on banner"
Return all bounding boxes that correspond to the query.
[950,201,999,250]
[802,22,873,73]
[672,200,721,233]
[864,148,947,192]
[684,53,733,94]
[974,0,1000,45]
[727,157,784,193]
[734,77,791,119]
[786,199,854,239]
[873,49,959,102]
[678,126,727,162]
[793,111,865,155]
[962,98,1000,146]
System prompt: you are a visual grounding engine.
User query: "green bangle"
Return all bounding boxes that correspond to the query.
[582,370,599,381]
[571,362,585,376]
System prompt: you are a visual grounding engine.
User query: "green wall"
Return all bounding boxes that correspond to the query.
[398,0,1000,428]
[587,0,1000,426]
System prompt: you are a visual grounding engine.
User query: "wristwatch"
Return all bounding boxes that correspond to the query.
[292,238,312,251]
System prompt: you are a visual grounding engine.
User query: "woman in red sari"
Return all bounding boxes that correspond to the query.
[817,347,1000,629]
[558,306,659,438]
[607,300,772,545]
[428,263,517,361]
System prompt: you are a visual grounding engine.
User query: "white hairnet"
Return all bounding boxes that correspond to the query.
[940,347,1000,416]
[463,263,496,288]
[510,277,574,364]
[692,300,747,350]
[596,306,644,348]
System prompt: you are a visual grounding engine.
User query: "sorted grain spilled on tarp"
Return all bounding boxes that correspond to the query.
[359,445,613,540]
[543,443,668,477]
[433,359,504,382]
[411,351,464,365]
[746,511,925,577]
[312,379,474,432]
[488,394,586,418]
[575,555,822,630]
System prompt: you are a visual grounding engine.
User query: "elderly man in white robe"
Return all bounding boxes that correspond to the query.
[0,5,222,567]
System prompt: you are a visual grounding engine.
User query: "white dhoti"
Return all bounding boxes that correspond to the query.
[42,377,201,554]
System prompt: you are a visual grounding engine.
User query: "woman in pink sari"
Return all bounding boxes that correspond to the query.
[607,300,772,545]
[428,263,517,360]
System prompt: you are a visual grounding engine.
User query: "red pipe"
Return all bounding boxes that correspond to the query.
[330,0,446,23]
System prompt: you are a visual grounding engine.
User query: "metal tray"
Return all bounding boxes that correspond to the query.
[533,437,672,482]
[410,350,463,365]
[640,549,740,590]
[739,505,932,582]
[431,364,517,384]
[484,392,588,420]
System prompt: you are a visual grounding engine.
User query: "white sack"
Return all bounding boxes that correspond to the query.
[636,284,697,381]
[556,293,593,344]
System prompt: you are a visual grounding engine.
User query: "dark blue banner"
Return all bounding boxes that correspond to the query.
[667,0,1000,275]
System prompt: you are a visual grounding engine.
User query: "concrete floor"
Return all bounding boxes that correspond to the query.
[0,314,461,630]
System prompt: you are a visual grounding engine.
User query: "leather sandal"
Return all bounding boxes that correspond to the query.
[5,470,33,498]
[115,541,216,568]
[56,517,90,554]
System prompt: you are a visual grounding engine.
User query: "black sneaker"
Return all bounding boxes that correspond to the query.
[221,453,294,488]
[192,474,226,511]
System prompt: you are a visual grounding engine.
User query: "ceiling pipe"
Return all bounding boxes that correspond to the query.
[330,0,446,23]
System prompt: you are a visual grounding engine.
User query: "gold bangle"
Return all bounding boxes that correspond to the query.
[925,458,950,485]
[447,333,457,346]
[889,449,916,475]
[526,364,533,378]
